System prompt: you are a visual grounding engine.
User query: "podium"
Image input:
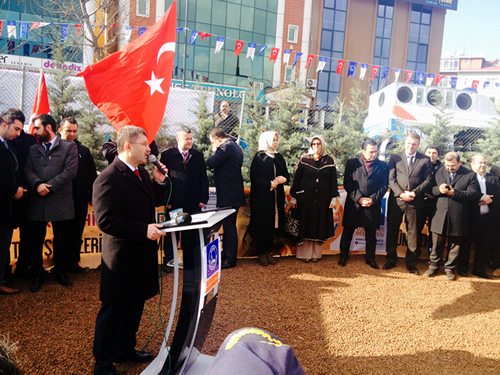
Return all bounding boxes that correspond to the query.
[142,209,235,375]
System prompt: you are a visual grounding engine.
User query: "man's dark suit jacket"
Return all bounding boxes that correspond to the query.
[73,139,97,206]
[207,138,246,208]
[431,165,480,237]
[343,157,388,230]
[466,173,500,242]
[160,147,209,214]
[388,151,433,208]
[93,158,167,305]
[0,140,19,228]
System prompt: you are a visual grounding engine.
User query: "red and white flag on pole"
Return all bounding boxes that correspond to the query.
[234,40,244,56]
[371,65,379,81]
[28,69,51,134]
[78,1,177,144]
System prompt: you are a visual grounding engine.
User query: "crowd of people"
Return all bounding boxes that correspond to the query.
[2,102,500,373]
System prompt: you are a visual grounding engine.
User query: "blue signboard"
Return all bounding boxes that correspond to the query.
[170,79,265,102]
[400,0,458,11]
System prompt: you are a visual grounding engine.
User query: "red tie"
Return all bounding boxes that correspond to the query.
[134,169,141,180]
[182,151,187,169]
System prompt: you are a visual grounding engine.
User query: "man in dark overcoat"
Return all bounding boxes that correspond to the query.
[92,126,168,375]
[339,139,388,269]
[457,155,500,279]
[207,128,246,269]
[59,117,97,273]
[25,114,78,292]
[0,109,25,295]
[488,163,500,277]
[424,152,480,281]
[214,101,239,137]
[385,133,433,274]
[160,129,209,268]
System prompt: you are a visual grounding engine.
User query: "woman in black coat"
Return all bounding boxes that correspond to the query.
[248,131,289,266]
[290,135,339,262]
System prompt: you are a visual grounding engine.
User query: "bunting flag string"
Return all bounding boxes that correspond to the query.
[1,19,492,90]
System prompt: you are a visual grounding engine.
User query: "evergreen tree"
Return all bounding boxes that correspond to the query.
[473,108,500,166]
[192,89,216,184]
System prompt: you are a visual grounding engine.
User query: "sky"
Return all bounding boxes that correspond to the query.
[441,0,500,60]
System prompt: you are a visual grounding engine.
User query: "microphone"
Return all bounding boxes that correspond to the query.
[148,154,166,175]
[160,212,192,228]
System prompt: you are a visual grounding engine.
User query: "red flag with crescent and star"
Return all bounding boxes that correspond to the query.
[406,70,413,83]
[78,1,177,144]
[27,69,51,134]
[471,80,479,89]
[304,54,315,69]
[269,48,280,63]
[336,59,345,75]
[371,65,379,81]
[234,40,244,56]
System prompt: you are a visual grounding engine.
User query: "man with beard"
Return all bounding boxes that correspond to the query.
[24,114,78,292]
[214,101,239,137]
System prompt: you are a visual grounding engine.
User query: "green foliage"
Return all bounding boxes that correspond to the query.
[472,107,500,167]
[344,81,369,132]
[192,89,216,184]
[47,48,82,124]
[74,87,108,172]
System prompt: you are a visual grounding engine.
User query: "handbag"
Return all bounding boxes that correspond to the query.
[285,208,300,240]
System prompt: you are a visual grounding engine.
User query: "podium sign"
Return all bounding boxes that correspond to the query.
[203,238,220,296]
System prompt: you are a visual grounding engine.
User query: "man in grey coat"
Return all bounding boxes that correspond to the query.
[424,152,480,281]
[25,114,78,292]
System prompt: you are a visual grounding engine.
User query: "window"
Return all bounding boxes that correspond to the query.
[285,66,295,82]
[372,0,394,93]
[288,25,299,43]
[137,0,150,17]
[405,4,432,83]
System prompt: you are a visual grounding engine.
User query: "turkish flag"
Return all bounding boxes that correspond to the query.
[234,40,244,56]
[471,80,479,89]
[406,70,413,83]
[199,32,212,41]
[336,60,345,75]
[78,1,177,144]
[435,75,445,85]
[304,54,315,69]
[28,69,50,134]
[269,48,280,63]
[371,65,379,81]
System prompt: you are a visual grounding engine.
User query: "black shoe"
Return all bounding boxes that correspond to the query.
[338,258,347,267]
[53,273,73,287]
[366,261,379,269]
[116,350,154,363]
[30,277,43,293]
[457,269,468,277]
[408,266,419,275]
[472,271,493,279]
[94,365,118,375]
[382,262,395,270]
[68,265,90,274]
[221,261,236,269]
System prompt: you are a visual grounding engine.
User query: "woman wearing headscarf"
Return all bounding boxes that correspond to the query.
[248,131,289,266]
[290,135,339,262]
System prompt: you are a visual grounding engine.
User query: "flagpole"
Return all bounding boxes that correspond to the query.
[182,0,189,89]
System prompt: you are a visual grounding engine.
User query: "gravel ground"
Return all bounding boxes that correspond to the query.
[1,254,500,375]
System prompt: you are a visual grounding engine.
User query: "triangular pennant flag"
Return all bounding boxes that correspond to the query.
[138,27,147,36]
[406,70,413,83]
[124,26,133,43]
[435,75,445,85]
[394,68,402,82]
[292,52,303,67]
[32,45,41,54]
[269,48,279,63]
[257,45,267,59]
[450,77,457,89]
[20,21,29,38]
[75,24,82,36]
[246,43,256,60]
[28,69,51,134]
[189,30,199,45]
[7,21,16,39]
[471,80,479,89]
[61,24,69,41]
[426,73,435,86]
[234,40,244,56]
[176,27,184,33]
[316,56,327,72]
[283,49,291,65]
[0,21,2,34]
[336,59,345,75]
[483,81,490,89]
[305,54,315,69]
[417,72,425,85]
[359,63,368,79]
[215,36,225,53]
[496,83,500,88]
[78,0,177,144]
[199,32,212,41]
[347,61,357,78]
[30,22,51,31]
[381,66,390,80]
[371,65,379,81]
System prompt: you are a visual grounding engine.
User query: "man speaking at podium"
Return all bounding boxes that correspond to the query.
[92,126,168,375]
